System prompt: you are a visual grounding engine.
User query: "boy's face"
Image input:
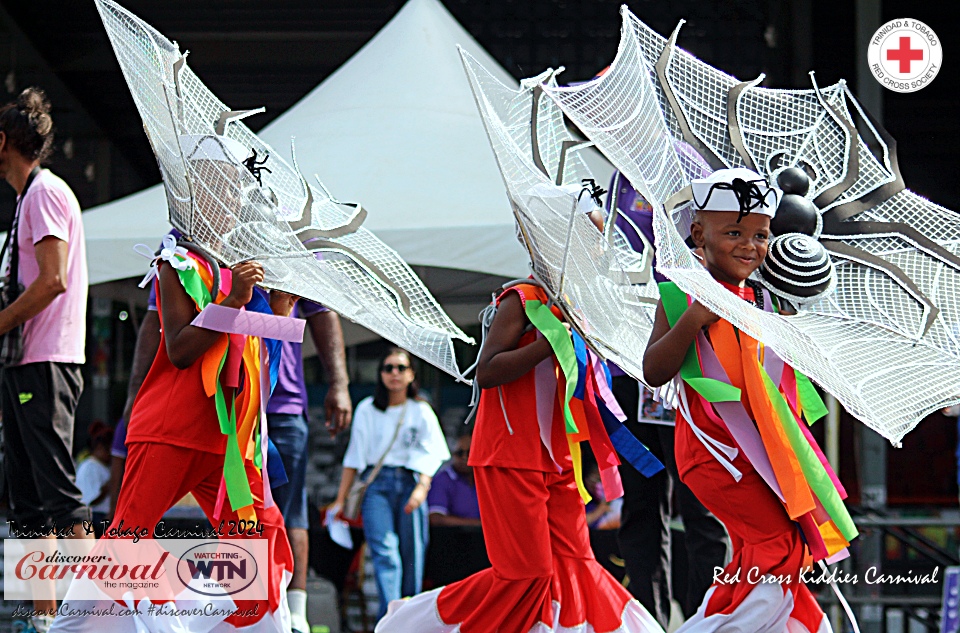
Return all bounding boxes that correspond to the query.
[690,211,770,285]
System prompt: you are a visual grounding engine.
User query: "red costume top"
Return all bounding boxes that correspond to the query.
[469,283,572,473]
[673,282,756,479]
[127,261,227,453]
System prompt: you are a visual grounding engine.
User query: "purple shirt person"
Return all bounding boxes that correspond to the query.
[250,291,351,633]
[427,434,481,525]
[254,290,327,416]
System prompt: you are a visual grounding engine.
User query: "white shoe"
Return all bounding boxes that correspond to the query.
[290,612,310,633]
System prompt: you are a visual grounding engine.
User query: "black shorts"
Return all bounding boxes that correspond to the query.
[1,361,89,532]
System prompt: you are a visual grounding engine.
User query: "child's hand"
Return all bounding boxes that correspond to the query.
[688,300,720,328]
[269,289,298,317]
[225,261,265,307]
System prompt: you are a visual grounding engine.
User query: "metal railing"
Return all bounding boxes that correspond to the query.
[818,511,960,633]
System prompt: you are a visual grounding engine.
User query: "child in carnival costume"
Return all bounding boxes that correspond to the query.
[376,203,666,633]
[51,135,296,633]
[643,168,857,633]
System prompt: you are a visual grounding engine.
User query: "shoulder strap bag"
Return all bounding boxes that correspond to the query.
[341,402,409,523]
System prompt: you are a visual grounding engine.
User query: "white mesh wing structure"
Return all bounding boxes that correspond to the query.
[95,0,472,379]
[460,50,659,381]
[542,7,960,443]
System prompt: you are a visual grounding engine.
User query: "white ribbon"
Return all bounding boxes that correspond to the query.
[676,376,743,482]
[134,234,192,288]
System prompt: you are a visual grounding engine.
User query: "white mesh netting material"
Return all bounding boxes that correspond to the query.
[460,51,659,380]
[95,0,472,379]
[541,7,960,443]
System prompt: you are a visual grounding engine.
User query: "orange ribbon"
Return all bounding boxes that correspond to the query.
[709,321,815,520]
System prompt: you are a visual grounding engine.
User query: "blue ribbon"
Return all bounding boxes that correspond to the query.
[246,290,282,395]
[596,394,664,477]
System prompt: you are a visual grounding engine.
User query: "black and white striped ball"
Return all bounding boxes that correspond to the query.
[760,233,836,304]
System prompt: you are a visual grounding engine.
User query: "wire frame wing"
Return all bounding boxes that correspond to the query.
[460,49,659,381]
[95,0,473,379]
[542,7,960,443]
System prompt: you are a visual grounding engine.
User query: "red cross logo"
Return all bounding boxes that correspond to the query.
[886,36,924,73]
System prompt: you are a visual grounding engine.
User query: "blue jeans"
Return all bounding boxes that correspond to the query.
[267,413,309,530]
[361,466,428,619]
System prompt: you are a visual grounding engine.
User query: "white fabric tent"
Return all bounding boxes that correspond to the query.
[84,0,576,285]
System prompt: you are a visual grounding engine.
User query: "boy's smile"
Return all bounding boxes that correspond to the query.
[690,211,771,286]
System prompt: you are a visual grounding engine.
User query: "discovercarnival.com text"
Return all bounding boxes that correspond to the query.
[12,603,260,618]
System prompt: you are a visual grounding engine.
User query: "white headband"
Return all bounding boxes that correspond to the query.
[691,167,781,218]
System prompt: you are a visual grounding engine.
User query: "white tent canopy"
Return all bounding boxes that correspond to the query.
[83,0,566,285]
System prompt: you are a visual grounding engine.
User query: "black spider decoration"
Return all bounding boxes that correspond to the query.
[242,149,272,187]
[692,177,776,223]
[579,178,607,207]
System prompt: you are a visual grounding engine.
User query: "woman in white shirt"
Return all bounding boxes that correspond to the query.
[334,348,450,620]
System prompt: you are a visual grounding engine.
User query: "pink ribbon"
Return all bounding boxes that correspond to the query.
[584,360,623,501]
[214,478,226,521]
[534,334,562,472]
[780,366,847,498]
[696,331,785,501]
[589,355,627,422]
[191,303,305,342]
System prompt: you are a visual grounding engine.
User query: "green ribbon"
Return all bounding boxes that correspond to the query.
[524,300,579,434]
[175,256,253,512]
[760,368,858,541]
[658,282,742,403]
[254,415,263,469]
[795,371,829,424]
[174,257,212,309]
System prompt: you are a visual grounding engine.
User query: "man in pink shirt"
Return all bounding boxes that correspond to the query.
[0,88,90,630]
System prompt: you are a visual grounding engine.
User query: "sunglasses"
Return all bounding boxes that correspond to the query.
[453,449,469,457]
[381,363,410,374]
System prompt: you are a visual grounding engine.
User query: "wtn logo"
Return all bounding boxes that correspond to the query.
[186,559,247,581]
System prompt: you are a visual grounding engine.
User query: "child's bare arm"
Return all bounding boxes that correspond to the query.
[643,299,719,387]
[159,260,263,369]
[475,292,556,389]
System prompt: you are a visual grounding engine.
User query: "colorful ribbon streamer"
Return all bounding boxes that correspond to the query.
[512,284,663,503]
[659,281,856,560]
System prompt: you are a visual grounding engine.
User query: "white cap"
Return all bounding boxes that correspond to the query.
[179,134,249,164]
[691,167,780,217]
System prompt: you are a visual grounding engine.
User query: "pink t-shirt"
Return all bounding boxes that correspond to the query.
[15,169,87,364]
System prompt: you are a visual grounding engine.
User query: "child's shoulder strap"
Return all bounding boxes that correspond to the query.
[496,280,549,308]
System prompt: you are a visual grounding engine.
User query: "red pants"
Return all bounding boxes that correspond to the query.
[436,466,637,633]
[681,456,825,632]
[112,442,292,627]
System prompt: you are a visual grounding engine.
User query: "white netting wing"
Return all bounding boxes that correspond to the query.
[95,0,472,379]
[460,50,659,381]
[542,7,960,443]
